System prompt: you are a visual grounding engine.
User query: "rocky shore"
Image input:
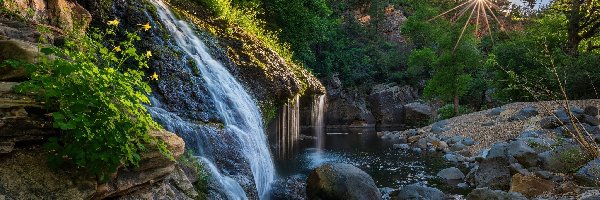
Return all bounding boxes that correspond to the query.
[376,100,600,199]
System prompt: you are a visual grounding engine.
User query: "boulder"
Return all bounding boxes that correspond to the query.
[0,40,38,81]
[508,106,538,121]
[584,115,600,126]
[2,0,91,33]
[395,184,445,200]
[404,102,432,125]
[467,157,511,190]
[325,76,376,127]
[575,158,600,187]
[367,84,419,127]
[306,163,382,200]
[393,144,410,150]
[450,142,467,152]
[506,140,538,167]
[431,120,449,134]
[539,145,587,173]
[466,188,527,200]
[437,167,465,180]
[585,106,599,116]
[487,107,505,117]
[462,138,476,146]
[509,174,554,198]
[432,140,448,151]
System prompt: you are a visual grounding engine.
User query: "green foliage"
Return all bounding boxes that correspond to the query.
[438,104,473,120]
[178,150,209,199]
[553,146,592,173]
[7,25,169,181]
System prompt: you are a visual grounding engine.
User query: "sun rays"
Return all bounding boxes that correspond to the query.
[429,0,505,50]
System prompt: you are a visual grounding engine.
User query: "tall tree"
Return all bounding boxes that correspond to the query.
[553,0,600,53]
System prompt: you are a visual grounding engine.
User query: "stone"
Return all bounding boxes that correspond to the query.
[417,138,428,149]
[468,157,511,190]
[580,190,600,200]
[575,158,600,187]
[396,184,445,200]
[404,102,432,125]
[506,140,538,167]
[585,106,599,116]
[306,163,382,200]
[411,148,423,154]
[450,142,467,152]
[432,140,448,151]
[510,174,554,198]
[462,138,476,146]
[431,120,449,134]
[485,142,508,159]
[393,144,410,150]
[539,145,587,173]
[447,136,463,144]
[488,107,505,116]
[444,153,462,163]
[534,171,553,180]
[540,116,561,129]
[509,163,531,176]
[584,115,600,126]
[466,188,528,200]
[0,40,38,81]
[437,167,465,180]
[408,136,420,143]
[508,106,538,121]
[367,84,419,127]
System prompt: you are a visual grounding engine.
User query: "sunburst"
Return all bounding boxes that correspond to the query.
[429,0,505,50]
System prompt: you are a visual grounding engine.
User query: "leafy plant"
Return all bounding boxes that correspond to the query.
[5,22,170,181]
[438,104,473,120]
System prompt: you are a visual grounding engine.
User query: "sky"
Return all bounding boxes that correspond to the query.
[507,0,553,10]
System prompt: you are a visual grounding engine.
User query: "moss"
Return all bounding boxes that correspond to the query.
[178,150,210,199]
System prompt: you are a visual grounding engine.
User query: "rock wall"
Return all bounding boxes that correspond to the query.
[323,74,432,128]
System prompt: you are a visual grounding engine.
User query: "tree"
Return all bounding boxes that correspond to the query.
[552,0,600,53]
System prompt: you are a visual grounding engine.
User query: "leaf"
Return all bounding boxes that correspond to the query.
[40,47,56,55]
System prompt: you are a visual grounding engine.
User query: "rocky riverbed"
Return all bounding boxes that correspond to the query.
[373,100,600,199]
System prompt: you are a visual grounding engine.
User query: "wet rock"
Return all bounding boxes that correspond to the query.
[306,163,382,200]
[509,174,554,198]
[508,106,538,121]
[466,187,527,200]
[437,167,465,180]
[467,157,511,190]
[575,158,600,187]
[395,183,445,200]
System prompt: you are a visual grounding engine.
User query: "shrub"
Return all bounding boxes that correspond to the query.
[438,104,473,120]
[3,21,170,181]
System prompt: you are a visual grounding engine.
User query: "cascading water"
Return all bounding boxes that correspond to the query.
[311,95,326,150]
[148,0,275,198]
[272,96,300,159]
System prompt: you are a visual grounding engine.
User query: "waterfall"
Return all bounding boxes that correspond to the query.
[312,95,326,150]
[148,0,275,198]
[273,96,300,159]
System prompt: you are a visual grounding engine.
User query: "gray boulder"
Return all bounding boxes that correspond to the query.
[404,102,432,125]
[396,184,445,200]
[585,106,599,116]
[463,138,476,146]
[393,144,410,150]
[306,163,382,200]
[576,158,600,187]
[450,142,467,152]
[437,167,465,180]
[431,120,449,134]
[466,187,527,200]
[508,106,538,121]
[467,157,512,190]
[487,108,505,116]
[506,140,538,167]
[584,115,600,126]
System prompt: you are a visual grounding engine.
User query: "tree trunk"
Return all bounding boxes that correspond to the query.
[453,95,459,116]
[567,0,582,54]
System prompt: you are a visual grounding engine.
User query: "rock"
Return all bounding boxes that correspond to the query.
[393,144,410,150]
[575,158,600,187]
[447,136,463,144]
[508,106,538,121]
[396,184,445,200]
[540,116,561,129]
[538,145,587,173]
[463,138,476,146]
[431,120,449,134]
[437,167,465,180]
[404,102,432,125]
[432,140,448,151]
[466,187,528,200]
[584,115,600,126]
[534,171,553,180]
[509,163,531,176]
[325,75,376,127]
[306,163,382,200]
[585,106,599,116]
[450,143,467,152]
[506,140,538,167]
[367,84,419,127]
[94,130,186,199]
[0,40,38,81]
[417,138,428,149]
[509,174,554,198]
[2,0,91,33]
[468,157,511,190]
[487,108,505,116]
[411,148,423,154]
[485,142,508,159]
[580,190,600,200]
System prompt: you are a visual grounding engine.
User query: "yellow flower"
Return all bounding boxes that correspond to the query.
[107,19,120,26]
[139,23,152,31]
[145,51,152,58]
[113,46,121,52]
[151,72,159,81]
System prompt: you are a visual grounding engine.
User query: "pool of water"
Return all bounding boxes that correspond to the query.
[271,127,466,197]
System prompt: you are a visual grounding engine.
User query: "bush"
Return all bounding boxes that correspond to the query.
[4,21,170,181]
[438,104,473,120]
